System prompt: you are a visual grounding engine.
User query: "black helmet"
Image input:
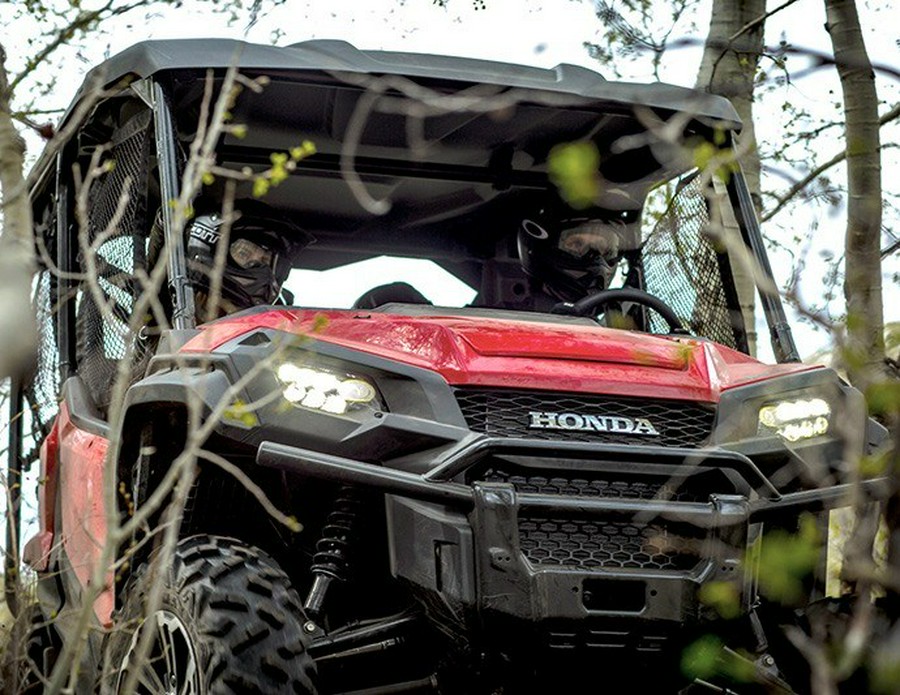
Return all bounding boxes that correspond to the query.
[517,207,625,303]
[186,199,314,311]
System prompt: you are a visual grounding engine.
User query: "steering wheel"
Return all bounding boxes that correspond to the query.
[552,288,688,334]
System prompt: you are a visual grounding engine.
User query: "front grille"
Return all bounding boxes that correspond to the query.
[455,388,714,447]
[481,470,711,503]
[476,469,727,573]
[518,517,701,571]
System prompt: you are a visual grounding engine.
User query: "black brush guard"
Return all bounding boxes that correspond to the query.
[256,437,887,630]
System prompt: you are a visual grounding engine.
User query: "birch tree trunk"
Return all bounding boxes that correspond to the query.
[696,0,766,358]
[823,0,885,391]
[0,44,38,380]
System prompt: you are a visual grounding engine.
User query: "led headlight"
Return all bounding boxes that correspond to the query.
[276,362,382,415]
[758,397,831,442]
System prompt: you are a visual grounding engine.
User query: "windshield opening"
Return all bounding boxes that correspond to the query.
[285,256,478,309]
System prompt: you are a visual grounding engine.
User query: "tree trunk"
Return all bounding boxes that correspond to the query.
[696,0,766,358]
[0,43,38,380]
[823,0,884,391]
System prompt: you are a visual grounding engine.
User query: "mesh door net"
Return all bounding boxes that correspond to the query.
[641,173,739,349]
[29,268,61,434]
[75,111,154,414]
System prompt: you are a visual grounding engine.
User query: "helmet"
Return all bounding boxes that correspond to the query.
[186,200,314,311]
[517,208,625,303]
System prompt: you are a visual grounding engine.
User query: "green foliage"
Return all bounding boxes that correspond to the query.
[857,450,891,479]
[680,635,757,684]
[869,640,900,695]
[691,141,738,183]
[866,381,900,418]
[251,140,316,199]
[752,513,822,605]
[698,580,741,619]
[547,141,600,209]
[682,634,724,681]
[223,398,260,427]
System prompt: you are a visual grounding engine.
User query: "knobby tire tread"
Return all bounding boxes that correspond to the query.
[104,534,317,694]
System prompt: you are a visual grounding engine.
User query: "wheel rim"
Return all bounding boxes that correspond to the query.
[118,609,201,695]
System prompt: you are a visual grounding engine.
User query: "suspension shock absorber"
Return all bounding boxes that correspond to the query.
[305,486,362,620]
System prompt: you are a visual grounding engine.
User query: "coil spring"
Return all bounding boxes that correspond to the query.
[311,486,362,582]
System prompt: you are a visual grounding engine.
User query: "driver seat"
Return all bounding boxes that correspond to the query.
[352,282,432,310]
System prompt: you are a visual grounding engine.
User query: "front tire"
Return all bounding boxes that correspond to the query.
[103,535,317,694]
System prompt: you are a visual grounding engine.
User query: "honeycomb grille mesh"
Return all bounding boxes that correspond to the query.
[455,388,714,447]
[480,470,711,504]
[518,517,700,571]
[478,470,719,572]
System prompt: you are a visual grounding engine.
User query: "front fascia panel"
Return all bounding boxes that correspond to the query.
[122,365,233,426]
[386,478,751,625]
[469,480,750,624]
[386,496,476,608]
[712,368,876,497]
[140,323,873,630]
[265,436,759,626]
[165,328,474,462]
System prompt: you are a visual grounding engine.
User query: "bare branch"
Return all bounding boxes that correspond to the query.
[762,102,900,222]
[727,0,803,43]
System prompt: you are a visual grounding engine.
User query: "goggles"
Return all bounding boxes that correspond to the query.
[558,221,621,259]
[229,237,275,270]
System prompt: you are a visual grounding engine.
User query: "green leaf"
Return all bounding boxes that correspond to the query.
[547,141,601,209]
[252,177,270,198]
[698,580,741,620]
[682,635,723,680]
[870,640,900,695]
[311,313,330,332]
[223,399,259,427]
[866,382,900,417]
[752,513,822,605]
[858,450,890,478]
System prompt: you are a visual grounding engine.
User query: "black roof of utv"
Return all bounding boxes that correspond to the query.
[73,39,741,127]
[34,39,744,273]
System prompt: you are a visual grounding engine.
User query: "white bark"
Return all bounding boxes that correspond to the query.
[696,0,767,357]
[0,44,37,380]
[824,0,885,390]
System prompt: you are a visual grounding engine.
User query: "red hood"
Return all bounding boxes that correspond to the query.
[181,308,821,402]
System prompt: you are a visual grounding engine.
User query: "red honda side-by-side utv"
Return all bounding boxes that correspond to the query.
[7,38,890,693]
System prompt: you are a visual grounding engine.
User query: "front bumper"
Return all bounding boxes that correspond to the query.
[257,437,888,628]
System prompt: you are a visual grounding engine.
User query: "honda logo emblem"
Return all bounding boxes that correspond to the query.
[527,411,660,436]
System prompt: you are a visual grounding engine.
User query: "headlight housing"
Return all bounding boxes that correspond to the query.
[276,361,383,415]
[757,397,831,442]
[712,371,852,447]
